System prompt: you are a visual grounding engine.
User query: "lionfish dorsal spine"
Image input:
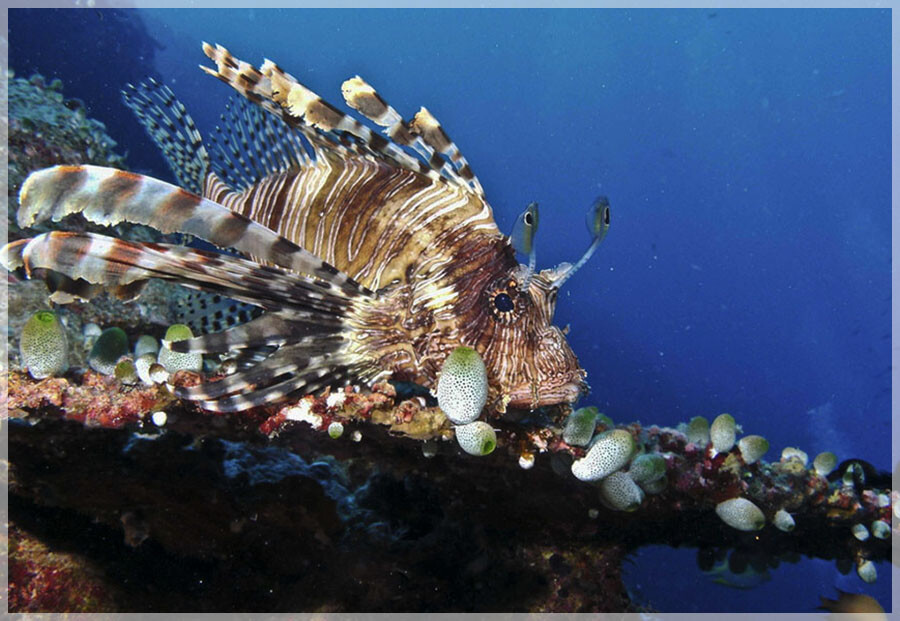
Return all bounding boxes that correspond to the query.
[340,76,484,197]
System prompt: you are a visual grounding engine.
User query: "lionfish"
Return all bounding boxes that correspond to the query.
[3,43,610,414]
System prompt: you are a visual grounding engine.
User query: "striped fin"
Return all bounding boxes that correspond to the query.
[166,312,343,354]
[190,362,353,413]
[3,231,378,412]
[171,289,263,336]
[17,165,373,297]
[200,43,455,187]
[122,79,209,194]
[209,96,311,191]
[341,76,485,197]
[3,231,364,317]
[177,342,344,401]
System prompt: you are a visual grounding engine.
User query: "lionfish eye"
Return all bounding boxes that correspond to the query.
[493,292,515,313]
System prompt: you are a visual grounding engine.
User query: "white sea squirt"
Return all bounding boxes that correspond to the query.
[436,346,488,425]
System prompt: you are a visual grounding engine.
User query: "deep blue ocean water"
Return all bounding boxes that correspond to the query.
[9,8,892,613]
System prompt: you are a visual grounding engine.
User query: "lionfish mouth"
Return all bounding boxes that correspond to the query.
[506,380,584,410]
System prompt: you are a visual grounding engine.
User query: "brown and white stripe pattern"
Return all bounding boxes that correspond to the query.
[4,43,591,413]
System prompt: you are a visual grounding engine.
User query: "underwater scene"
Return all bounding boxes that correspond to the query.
[5,7,893,615]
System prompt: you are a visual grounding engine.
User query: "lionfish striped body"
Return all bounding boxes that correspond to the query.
[4,43,605,414]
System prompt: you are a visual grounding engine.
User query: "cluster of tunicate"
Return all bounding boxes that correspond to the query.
[628,453,666,487]
[20,310,69,379]
[857,560,877,583]
[571,429,635,482]
[599,471,644,511]
[454,421,496,456]
[780,447,809,466]
[813,451,837,476]
[772,508,795,532]
[737,435,769,465]
[159,324,203,374]
[562,406,599,447]
[88,327,129,375]
[436,346,488,425]
[715,497,766,532]
[327,422,344,439]
[685,415,710,446]
[709,413,736,455]
[567,422,667,511]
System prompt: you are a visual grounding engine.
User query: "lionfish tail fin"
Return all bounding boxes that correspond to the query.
[122,78,210,194]
[17,165,372,296]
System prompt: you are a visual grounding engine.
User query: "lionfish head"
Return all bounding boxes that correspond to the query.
[485,197,611,410]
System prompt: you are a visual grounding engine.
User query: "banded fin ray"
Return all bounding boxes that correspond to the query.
[17,164,372,297]
[122,78,210,194]
[177,342,344,402]
[3,231,379,412]
[3,231,364,318]
[166,312,344,354]
[197,365,354,413]
[200,42,481,192]
[342,76,485,197]
[209,96,312,191]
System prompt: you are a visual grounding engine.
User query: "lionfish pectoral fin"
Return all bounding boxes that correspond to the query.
[166,313,345,354]
[4,230,377,413]
[179,352,354,413]
[17,165,371,297]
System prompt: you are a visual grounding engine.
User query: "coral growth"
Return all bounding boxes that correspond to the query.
[7,71,125,237]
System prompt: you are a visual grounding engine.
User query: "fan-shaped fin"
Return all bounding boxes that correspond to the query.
[209,96,311,191]
[17,164,372,297]
[2,231,364,318]
[122,78,209,194]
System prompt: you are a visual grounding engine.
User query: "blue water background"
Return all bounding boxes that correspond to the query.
[9,8,891,613]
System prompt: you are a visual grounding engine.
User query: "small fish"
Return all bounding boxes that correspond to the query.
[3,43,611,414]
